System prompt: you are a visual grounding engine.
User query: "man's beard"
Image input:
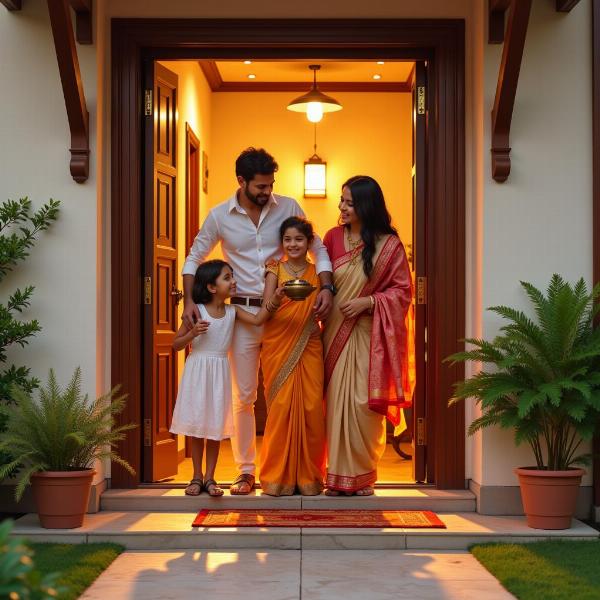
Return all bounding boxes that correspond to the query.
[245,189,270,206]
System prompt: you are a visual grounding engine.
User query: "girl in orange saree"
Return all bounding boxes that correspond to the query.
[259,216,326,496]
[323,176,413,496]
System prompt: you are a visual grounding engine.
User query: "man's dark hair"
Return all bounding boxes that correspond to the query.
[235,147,279,182]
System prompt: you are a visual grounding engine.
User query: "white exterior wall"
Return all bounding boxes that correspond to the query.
[0,0,593,490]
[0,2,106,483]
[479,0,593,487]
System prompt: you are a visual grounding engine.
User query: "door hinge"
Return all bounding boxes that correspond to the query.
[144,276,152,305]
[144,419,152,447]
[417,417,427,446]
[144,89,153,116]
[417,276,427,305]
[417,86,426,115]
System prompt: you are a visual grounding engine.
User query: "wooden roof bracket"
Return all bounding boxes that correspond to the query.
[489,0,532,183]
[47,0,90,183]
[2,0,92,182]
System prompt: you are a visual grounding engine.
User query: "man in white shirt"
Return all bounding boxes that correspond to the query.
[182,148,333,495]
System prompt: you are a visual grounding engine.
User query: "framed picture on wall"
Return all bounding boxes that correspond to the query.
[202,151,209,194]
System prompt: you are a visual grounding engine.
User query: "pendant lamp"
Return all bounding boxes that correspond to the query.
[304,124,327,198]
[287,65,342,123]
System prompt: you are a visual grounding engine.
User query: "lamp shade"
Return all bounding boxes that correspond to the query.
[304,155,327,198]
[287,65,342,123]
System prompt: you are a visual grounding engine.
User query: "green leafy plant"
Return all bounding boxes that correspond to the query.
[0,519,67,599]
[0,368,136,500]
[446,274,600,470]
[0,197,60,477]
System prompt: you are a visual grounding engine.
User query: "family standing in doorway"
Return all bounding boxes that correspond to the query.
[170,147,412,497]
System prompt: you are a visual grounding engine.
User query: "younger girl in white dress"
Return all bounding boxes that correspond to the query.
[170,259,283,497]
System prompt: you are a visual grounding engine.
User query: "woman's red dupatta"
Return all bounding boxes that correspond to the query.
[368,236,413,426]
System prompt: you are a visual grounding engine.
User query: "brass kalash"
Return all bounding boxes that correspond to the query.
[282,279,316,301]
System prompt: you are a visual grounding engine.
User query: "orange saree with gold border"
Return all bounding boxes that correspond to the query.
[259,261,326,496]
[323,227,413,492]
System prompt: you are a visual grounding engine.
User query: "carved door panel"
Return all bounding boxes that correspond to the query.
[412,61,428,483]
[143,62,179,481]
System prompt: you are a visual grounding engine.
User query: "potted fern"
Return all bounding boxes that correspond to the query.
[0,368,135,529]
[447,275,600,529]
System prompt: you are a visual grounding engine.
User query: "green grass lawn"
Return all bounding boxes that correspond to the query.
[471,540,600,600]
[28,542,123,599]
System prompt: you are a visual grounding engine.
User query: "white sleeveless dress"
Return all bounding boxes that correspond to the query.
[170,304,236,440]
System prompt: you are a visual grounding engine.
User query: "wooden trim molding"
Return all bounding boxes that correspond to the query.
[198,60,223,90]
[593,0,600,510]
[199,60,410,92]
[214,81,410,92]
[490,0,532,183]
[111,18,465,489]
[47,0,89,183]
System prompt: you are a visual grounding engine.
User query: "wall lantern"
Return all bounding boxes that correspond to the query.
[287,64,343,123]
[304,124,327,198]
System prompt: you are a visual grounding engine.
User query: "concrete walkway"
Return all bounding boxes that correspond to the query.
[80,549,514,599]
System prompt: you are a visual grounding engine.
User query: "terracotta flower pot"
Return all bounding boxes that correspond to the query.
[515,467,584,530]
[30,469,95,529]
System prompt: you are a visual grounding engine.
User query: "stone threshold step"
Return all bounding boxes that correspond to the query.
[100,488,477,513]
[13,512,598,550]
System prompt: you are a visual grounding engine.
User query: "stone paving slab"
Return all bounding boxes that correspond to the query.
[79,549,515,600]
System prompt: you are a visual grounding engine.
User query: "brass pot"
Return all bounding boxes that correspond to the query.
[282,278,316,301]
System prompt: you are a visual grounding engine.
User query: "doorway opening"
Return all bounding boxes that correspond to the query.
[110,19,465,490]
[143,57,424,486]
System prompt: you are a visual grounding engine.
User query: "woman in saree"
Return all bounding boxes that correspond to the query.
[323,176,413,496]
[259,216,326,496]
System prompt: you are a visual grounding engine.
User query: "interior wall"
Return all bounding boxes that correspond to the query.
[208,91,413,246]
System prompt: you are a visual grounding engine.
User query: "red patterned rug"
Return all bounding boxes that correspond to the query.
[192,509,445,528]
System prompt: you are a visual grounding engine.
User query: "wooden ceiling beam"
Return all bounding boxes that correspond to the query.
[47,0,89,183]
[556,0,582,12]
[490,0,532,182]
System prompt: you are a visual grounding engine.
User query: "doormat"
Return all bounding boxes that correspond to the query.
[192,509,446,528]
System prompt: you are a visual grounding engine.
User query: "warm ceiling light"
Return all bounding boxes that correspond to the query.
[373,74,382,80]
[377,61,385,65]
[248,74,256,79]
[244,60,252,64]
[287,65,342,123]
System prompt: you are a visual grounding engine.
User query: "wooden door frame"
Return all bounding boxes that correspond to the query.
[111,18,465,489]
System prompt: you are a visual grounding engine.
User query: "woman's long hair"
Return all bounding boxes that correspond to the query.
[342,175,397,278]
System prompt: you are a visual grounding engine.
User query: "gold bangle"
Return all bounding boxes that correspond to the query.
[369,295,375,314]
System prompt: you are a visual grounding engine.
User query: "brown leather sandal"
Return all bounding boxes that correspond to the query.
[204,478,224,497]
[185,478,203,496]
[230,473,255,495]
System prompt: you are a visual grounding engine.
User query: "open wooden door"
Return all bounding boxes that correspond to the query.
[143,61,179,481]
[412,61,428,483]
